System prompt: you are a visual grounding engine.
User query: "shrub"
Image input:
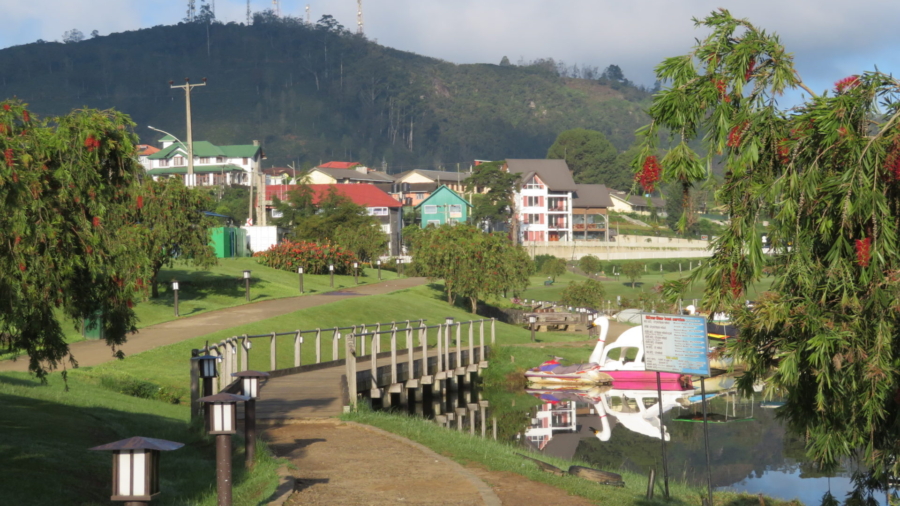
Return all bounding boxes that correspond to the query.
[578,255,602,275]
[97,372,183,404]
[560,279,605,309]
[254,240,358,274]
[533,254,555,272]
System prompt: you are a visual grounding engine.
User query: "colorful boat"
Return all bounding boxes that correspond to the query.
[523,361,613,385]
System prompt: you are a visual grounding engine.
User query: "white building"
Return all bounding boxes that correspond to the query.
[506,159,578,242]
[144,135,264,187]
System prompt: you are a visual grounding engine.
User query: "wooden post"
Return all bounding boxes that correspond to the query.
[469,407,475,435]
[468,323,474,366]
[492,417,497,440]
[479,321,485,362]
[455,324,462,370]
[420,326,428,375]
[241,335,249,371]
[370,334,377,387]
[294,331,302,367]
[315,329,321,364]
[480,404,487,438]
[190,349,200,421]
[436,323,444,372]
[356,326,363,356]
[406,326,414,381]
[230,339,238,374]
[390,328,398,384]
[374,323,381,354]
[332,329,340,361]
[491,318,496,345]
[269,333,277,371]
[220,342,231,385]
[345,334,357,410]
[210,348,220,393]
[444,323,451,371]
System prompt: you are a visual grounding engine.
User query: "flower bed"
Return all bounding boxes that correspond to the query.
[254,240,358,274]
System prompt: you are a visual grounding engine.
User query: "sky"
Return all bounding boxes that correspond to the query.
[2,0,898,104]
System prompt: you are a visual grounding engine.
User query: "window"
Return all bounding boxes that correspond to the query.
[173,156,184,166]
[525,214,542,224]
[368,207,388,216]
[427,220,441,226]
[242,157,249,165]
[158,159,169,167]
[449,204,462,213]
[216,156,225,163]
[524,176,545,190]
[414,192,425,200]
[199,157,210,164]
[424,205,438,214]
[525,196,540,207]
[449,219,459,225]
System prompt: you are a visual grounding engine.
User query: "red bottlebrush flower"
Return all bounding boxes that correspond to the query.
[18,263,26,272]
[886,140,900,181]
[855,237,872,267]
[92,216,101,227]
[727,122,748,148]
[714,79,727,98]
[2,104,9,111]
[84,135,100,152]
[835,76,860,93]
[127,300,134,308]
[744,59,756,81]
[777,139,791,164]
[0,124,6,134]
[4,148,13,167]
[838,126,848,137]
[137,195,144,209]
[22,110,29,122]
[637,155,662,193]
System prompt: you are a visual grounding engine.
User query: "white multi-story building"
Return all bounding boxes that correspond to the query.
[145,134,264,187]
[506,159,578,242]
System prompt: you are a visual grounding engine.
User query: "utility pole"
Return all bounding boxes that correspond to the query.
[169,78,206,187]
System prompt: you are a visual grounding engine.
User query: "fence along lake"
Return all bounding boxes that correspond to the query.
[367,379,889,506]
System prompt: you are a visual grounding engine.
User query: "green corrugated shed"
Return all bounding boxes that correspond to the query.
[209,227,250,258]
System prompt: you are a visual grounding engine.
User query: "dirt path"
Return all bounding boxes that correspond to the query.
[265,420,598,506]
[0,277,428,373]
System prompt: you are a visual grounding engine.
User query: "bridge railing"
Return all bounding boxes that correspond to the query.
[189,319,429,417]
[345,319,496,409]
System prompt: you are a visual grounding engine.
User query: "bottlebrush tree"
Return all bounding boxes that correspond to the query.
[254,240,358,275]
[636,9,900,480]
[0,100,148,378]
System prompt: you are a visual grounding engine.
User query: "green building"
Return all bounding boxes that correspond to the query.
[415,185,472,227]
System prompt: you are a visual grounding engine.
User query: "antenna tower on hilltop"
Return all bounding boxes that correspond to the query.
[272,0,280,17]
[246,0,251,24]
[357,0,364,34]
[186,0,196,22]
[305,4,310,24]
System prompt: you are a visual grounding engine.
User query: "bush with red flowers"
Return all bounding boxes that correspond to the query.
[254,240,358,275]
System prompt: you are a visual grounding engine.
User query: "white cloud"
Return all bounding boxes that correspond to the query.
[2,0,898,97]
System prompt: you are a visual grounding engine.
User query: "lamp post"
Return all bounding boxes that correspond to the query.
[353,262,359,284]
[232,371,269,468]
[243,270,251,302]
[199,393,250,506]
[172,280,180,317]
[528,315,537,343]
[90,437,184,506]
[329,264,334,288]
[377,259,382,280]
[298,267,304,294]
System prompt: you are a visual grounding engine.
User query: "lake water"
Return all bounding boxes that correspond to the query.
[369,378,889,506]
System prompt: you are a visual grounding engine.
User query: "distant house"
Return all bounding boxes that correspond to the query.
[415,186,473,228]
[627,195,667,217]
[261,167,298,185]
[264,184,404,255]
[145,136,264,187]
[306,162,395,192]
[607,190,634,213]
[505,159,579,242]
[392,169,471,205]
[135,144,160,171]
[572,184,613,240]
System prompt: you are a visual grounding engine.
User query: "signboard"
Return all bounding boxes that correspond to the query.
[701,235,709,240]
[449,212,462,218]
[271,209,284,218]
[641,314,710,376]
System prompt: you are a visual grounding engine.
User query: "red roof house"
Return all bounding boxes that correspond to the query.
[318,161,362,169]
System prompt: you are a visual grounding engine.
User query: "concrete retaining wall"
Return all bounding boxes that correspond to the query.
[521,239,712,261]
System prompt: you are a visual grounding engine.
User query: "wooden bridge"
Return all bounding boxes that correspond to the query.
[189,318,495,420]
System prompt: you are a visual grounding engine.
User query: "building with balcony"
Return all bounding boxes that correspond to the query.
[506,159,578,242]
[145,136,264,187]
[572,184,613,240]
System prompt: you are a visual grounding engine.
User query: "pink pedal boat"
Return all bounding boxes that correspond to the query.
[525,317,693,391]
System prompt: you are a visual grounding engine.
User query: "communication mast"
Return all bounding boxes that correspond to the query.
[187,0,196,22]
[357,0,364,34]
[272,0,280,17]
[246,0,251,24]
[305,4,310,24]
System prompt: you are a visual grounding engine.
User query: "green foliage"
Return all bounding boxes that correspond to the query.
[540,257,567,281]
[402,224,425,254]
[333,222,388,262]
[415,224,533,312]
[546,128,620,185]
[533,254,556,273]
[620,261,643,288]
[0,21,651,171]
[577,255,602,275]
[211,185,250,224]
[138,178,218,297]
[253,240,357,274]
[638,9,900,478]
[0,100,146,377]
[559,279,605,308]
[96,371,183,404]
[465,160,519,229]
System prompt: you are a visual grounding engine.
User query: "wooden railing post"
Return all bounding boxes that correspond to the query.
[444,323,451,371]
[436,324,444,372]
[491,318,496,345]
[294,331,302,367]
[332,329,340,361]
[230,338,238,375]
[210,347,220,393]
[479,322,485,363]
[370,334,377,387]
[468,323,474,366]
[420,326,428,375]
[356,326,363,356]
[315,329,321,364]
[345,333,357,410]
[455,324,462,369]
[390,328,398,384]
[241,335,249,371]
[270,332,277,371]
[406,326,414,380]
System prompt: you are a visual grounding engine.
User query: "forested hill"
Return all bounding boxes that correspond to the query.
[0,16,652,171]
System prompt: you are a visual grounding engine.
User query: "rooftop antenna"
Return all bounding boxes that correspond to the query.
[246,0,251,24]
[357,0,364,34]
[305,4,310,23]
[187,0,196,22]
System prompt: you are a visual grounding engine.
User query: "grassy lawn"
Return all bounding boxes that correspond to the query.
[0,371,282,506]
[58,257,399,345]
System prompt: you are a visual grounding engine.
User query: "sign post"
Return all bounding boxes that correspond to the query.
[640,313,710,501]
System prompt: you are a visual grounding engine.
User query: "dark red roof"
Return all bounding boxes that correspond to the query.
[265,184,401,208]
[318,161,361,169]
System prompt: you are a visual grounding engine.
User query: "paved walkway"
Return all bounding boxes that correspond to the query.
[0,277,428,373]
